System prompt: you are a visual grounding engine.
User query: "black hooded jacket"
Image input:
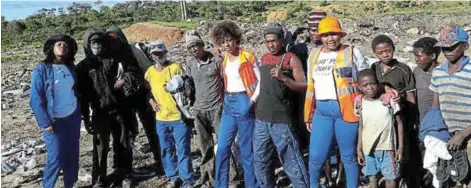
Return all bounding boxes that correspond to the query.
[105,26,144,95]
[76,28,139,118]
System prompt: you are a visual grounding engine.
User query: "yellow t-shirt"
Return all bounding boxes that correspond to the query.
[145,63,184,121]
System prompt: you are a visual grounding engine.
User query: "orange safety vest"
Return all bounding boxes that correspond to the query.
[304,44,359,123]
[221,48,258,99]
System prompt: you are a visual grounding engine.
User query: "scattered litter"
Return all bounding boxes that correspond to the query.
[78,172,92,182]
[1,139,45,174]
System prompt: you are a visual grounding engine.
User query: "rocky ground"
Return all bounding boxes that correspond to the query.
[2,13,471,188]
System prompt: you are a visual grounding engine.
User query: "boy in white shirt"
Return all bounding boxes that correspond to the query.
[356,69,404,188]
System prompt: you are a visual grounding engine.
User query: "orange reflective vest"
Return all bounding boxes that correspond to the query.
[304,45,360,123]
[221,48,258,99]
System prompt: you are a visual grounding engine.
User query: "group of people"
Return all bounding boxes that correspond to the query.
[30,11,471,188]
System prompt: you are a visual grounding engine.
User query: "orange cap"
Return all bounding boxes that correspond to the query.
[316,16,346,37]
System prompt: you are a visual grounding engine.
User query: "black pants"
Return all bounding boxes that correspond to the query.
[194,106,240,186]
[92,112,133,185]
[130,89,161,165]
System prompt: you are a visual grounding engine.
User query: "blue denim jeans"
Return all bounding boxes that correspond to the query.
[253,120,309,188]
[309,100,359,188]
[43,108,81,188]
[215,93,258,188]
[156,120,195,187]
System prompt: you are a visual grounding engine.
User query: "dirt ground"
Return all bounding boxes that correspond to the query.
[2,12,471,188]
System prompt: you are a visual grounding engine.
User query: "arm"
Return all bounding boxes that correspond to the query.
[405,66,417,104]
[76,64,91,121]
[29,67,53,129]
[279,55,307,93]
[357,121,365,165]
[395,113,404,162]
[250,58,261,103]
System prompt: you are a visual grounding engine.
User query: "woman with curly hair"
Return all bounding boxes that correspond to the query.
[30,35,81,188]
[211,20,260,188]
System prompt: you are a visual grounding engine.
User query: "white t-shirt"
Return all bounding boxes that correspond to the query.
[312,47,369,100]
[225,57,246,93]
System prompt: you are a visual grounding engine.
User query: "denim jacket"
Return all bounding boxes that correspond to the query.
[29,62,79,129]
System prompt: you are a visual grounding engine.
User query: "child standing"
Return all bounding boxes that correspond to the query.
[356,69,404,188]
[412,37,441,122]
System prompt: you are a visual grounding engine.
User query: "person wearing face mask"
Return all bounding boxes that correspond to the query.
[107,27,164,175]
[77,28,139,188]
[30,34,80,188]
[144,40,196,188]
[304,16,401,188]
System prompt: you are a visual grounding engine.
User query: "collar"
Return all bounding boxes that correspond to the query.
[442,56,469,73]
[379,59,399,74]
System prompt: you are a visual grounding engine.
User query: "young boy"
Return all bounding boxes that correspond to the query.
[412,37,441,122]
[357,69,404,188]
[411,37,441,188]
[370,34,420,187]
[430,26,471,186]
[145,41,196,188]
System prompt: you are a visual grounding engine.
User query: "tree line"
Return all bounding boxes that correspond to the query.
[1,1,288,48]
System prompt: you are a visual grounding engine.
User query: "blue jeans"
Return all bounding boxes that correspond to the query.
[253,120,309,188]
[215,93,258,188]
[156,120,195,187]
[43,108,81,188]
[309,100,359,188]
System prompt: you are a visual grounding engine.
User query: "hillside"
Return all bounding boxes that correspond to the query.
[1,1,471,188]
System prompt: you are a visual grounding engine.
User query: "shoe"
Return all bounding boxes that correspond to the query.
[166,181,178,188]
[123,178,133,188]
[92,181,105,188]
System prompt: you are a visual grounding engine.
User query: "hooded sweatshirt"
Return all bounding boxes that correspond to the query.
[105,26,144,96]
[77,28,128,117]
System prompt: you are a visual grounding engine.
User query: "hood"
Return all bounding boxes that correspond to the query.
[106,26,129,44]
[83,28,106,56]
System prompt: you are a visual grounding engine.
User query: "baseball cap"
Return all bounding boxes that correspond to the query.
[435,26,469,47]
[148,40,167,53]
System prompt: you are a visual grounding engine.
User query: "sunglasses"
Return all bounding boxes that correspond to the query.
[441,43,461,52]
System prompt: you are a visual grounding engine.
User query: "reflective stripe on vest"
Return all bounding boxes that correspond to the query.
[222,48,258,99]
[304,45,359,123]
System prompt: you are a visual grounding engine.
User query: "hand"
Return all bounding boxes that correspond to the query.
[357,151,365,166]
[413,124,419,132]
[395,148,403,163]
[306,122,312,132]
[447,132,466,150]
[114,79,125,89]
[270,66,286,81]
[83,118,94,134]
[163,84,169,92]
[44,126,54,134]
[384,86,400,102]
[149,99,160,112]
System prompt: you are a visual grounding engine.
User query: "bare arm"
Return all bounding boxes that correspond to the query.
[406,91,416,104]
[432,92,440,108]
[395,113,404,162]
[396,113,404,151]
[283,55,307,93]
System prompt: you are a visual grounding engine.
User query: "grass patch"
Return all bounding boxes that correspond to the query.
[1,53,30,63]
[149,21,198,29]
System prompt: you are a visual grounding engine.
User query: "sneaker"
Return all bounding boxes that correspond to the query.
[123,178,133,188]
[92,181,105,188]
[166,181,178,188]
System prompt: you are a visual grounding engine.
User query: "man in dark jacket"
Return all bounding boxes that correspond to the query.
[77,28,140,188]
[105,27,163,172]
